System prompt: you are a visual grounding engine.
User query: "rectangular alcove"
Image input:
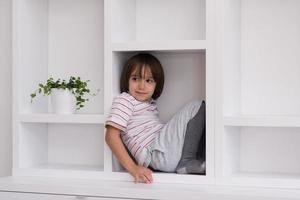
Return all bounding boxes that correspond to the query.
[16,123,104,177]
[224,126,300,177]
[111,0,206,42]
[15,0,104,114]
[223,0,300,116]
[109,50,208,179]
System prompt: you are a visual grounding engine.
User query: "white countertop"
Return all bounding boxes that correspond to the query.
[1,176,300,200]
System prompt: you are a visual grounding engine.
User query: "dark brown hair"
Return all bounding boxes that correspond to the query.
[120,53,164,100]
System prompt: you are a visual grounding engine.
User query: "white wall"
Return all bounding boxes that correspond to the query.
[0,0,12,177]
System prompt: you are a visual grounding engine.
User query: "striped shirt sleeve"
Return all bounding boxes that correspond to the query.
[105,94,134,132]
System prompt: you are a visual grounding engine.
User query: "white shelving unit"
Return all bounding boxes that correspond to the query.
[10,0,216,185]
[216,0,300,189]
[2,0,300,199]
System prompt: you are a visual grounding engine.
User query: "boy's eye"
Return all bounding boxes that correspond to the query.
[131,76,140,81]
[146,79,155,84]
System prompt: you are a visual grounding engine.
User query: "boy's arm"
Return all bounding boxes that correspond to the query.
[105,125,153,183]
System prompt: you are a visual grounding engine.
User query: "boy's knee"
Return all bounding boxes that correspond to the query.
[187,100,200,107]
[188,100,204,112]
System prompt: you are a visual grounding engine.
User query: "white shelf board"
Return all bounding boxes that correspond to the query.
[15,165,105,180]
[1,176,300,200]
[232,171,300,180]
[19,113,104,124]
[15,167,213,185]
[108,172,212,185]
[33,164,104,171]
[224,115,300,127]
[219,172,300,189]
[111,40,206,52]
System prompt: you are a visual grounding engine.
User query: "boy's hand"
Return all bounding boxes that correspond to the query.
[105,126,153,183]
[129,165,153,184]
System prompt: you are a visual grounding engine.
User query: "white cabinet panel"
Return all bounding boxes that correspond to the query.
[88,197,134,200]
[0,191,74,200]
[0,191,135,200]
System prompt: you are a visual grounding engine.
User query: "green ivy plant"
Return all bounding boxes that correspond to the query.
[30,76,97,110]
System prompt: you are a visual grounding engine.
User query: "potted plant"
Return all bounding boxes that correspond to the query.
[30,76,97,114]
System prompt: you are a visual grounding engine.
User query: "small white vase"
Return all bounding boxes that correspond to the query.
[51,89,76,114]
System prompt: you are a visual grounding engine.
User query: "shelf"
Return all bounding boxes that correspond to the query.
[16,164,105,179]
[232,171,300,180]
[19,114,105,124]
[33,164,104,171]
[3,177,300,200]
[222,172,300,189]
[111,40,206,52]
[224,115,300,127]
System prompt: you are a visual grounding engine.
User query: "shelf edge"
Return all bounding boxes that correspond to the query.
[19,114,105,124]
[224,116,300,127]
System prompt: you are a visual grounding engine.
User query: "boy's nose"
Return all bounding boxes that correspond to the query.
[138,80,145,89]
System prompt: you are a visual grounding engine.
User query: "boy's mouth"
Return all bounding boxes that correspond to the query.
[135,91,147,95]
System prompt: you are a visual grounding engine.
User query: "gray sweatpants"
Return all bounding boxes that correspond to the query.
[147,101,202,172]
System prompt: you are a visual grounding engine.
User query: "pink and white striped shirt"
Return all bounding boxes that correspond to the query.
[106,92,164,166]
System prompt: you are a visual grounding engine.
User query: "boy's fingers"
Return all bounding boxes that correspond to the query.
[134,175,139,184]
[144,175,152,184]
[146,171,153,182]
[148,174,153,183]
[143,174,150,183]
[144,171,153,183]
[136,174,146,183]
[146,173,152,182]
[133,169,153,184]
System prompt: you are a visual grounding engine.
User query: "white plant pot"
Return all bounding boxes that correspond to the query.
[51,89,76,114]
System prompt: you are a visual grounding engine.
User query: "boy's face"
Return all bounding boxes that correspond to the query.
[128,66,156,102]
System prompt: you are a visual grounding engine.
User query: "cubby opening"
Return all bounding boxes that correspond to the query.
[16,0,104,114]
[223,0,300,116]
[223,126,300,179]
[111,51,207,175]
[19,123,104,172]
[112,51,206,122]
[111,0,206,42]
